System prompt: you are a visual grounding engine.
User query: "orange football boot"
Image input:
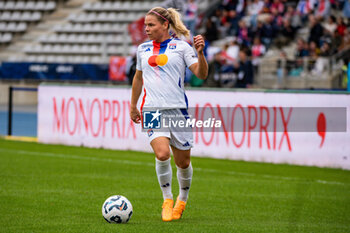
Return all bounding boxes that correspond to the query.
[161,199,173,222]
[172,197,186,220]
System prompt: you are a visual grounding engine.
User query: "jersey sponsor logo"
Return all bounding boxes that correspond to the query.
[145,48,151,52]
[148,54,168,67]
[169,43,177,49]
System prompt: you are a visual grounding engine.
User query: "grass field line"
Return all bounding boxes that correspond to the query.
[0,148,347,186]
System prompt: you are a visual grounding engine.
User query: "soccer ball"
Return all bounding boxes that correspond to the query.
[102,195,133,223]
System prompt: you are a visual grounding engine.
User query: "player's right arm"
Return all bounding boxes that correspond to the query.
[130,70,143,124]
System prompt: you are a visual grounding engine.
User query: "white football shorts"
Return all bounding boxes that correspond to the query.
[144,108,193,150]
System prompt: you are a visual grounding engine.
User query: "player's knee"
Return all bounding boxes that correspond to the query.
[178,159,190,169]
[155,150,170,161]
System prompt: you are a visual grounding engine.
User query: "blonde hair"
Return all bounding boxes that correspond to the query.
[147,7,190,38]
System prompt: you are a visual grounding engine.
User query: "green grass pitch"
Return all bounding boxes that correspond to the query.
[0,139,349,233]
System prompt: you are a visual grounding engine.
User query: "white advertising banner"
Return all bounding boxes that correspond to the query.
[38,85,350,170]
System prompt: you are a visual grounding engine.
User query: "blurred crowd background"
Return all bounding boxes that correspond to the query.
[0,0,349,90]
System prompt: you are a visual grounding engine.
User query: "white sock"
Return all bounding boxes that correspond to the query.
[176,163,193,202]
[155,157,173,200]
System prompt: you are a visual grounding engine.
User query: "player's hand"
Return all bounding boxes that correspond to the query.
[193,35,205,54]
[130,107,141,124]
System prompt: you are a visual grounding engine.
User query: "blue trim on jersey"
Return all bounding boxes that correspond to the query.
[184,93,188,109]
[178,77,181,88]
[159,38,172,54]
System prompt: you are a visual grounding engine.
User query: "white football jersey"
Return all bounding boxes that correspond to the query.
[136,38,198,110]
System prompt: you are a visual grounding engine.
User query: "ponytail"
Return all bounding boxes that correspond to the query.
[167,8,190,39]
[147,7,190,39]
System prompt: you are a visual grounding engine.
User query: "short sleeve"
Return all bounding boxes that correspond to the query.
[183,42,198,68]
[136,45,142,71]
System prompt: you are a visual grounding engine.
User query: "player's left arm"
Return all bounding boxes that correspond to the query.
[189,35,208,80]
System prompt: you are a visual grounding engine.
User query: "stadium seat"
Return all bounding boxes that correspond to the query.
[4,1,15,10]
[7,23,17,32]
[61,44,70,53]
[1,11,11,21]
[90,56,102,64]
[76,34,85,43]
[103,2,113,11]
[66,33,74,43]
[46,2,56,11]
[1,33,12,43]
[15,1,26,10]
[21,12,32,22]
[87,13,97,22]
[0,23,6,32]
[36,1,46,11]
[25,1,36,11]
[82,2,92,11]
[50,34,59,43]
[107,12,117,21]
[79,23,88,32]
[36,55,46,62]
[121,2,132,10]
[52,44,62,53]
[112,2,121,10]
[93,2,103,11]
[31,12,42,21]
[90,45,100,53]
[42,44,52,53]
[97,12,108,22]
[16,22,27,32]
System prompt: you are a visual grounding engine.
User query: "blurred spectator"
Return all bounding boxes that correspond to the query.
[261,0,272,14]
[260,15,276,49]
[308,15,324,46]
[205,52,221,87]
[220,0,239,11]
[200,0,350,87]
[339,28,350,51]
[183,0,198,34]
[221,43,237,64]
[315,0,331,18]
[295,38,309,57]
[308,41,320,58]
[226,38,240,61]
[247,0,264,29]
[320,41,332,56]
[296,0,316,22]
[237,20,251,46]
[204,18,219,43]
[236,0,246,16]
[311,41,331,75]
[275,19,296,48]
[227,9,240,35]
[323,15,337,36]
[126,55,137,85]
[251,37,266,75]
[336,16,346,37]
[270,0,285,15]
[235,49,254,88]
[343,0,350,17]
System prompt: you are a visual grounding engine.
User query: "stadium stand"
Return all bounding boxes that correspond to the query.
[0,0,349,90]
[0,0,164,64]
[199,0,350,89]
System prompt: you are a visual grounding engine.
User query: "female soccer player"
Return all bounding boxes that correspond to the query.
[130,7,208,222]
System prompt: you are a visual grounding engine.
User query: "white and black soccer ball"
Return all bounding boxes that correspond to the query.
[102,195,133,223]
